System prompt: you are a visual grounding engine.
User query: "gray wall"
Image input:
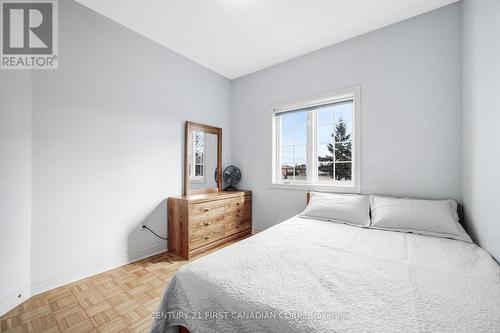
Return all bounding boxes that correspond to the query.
[0,71,32,314]
[462,0,500,261]
[2,0,498,314]
[30,0,232,291]
[231,3,463,229]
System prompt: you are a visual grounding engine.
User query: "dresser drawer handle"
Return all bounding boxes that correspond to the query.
[202,208,211,212]
[203,221,211,226]
[204,235,211,240]
[235,214,241,217]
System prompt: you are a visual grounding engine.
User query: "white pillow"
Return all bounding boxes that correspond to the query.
[369,195,472,243]
[300,192,370,227]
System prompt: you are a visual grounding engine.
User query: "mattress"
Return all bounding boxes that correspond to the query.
[151,216,500,333]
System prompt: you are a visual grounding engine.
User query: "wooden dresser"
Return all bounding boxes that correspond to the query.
[167,191,252,259]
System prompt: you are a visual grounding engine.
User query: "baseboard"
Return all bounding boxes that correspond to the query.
[0,285,31,317]
[31,242,167,297]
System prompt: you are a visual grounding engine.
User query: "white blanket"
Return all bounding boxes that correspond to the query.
[151,216,500,333]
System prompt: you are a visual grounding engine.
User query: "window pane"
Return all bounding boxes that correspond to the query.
[281,146,293,165]
[194,132,204,152]
[334,121,352,142]
[317,101,353,183]
[317,144,333,162]
[281,113,294,129]
[281,165,294,181]
[281,128,293,146]
[335,142,352,161]
[294,126,307,145]
[318,162,333,181]
[334,101,353,123]
[318,124,334,145]
[281,145,293,182]
[294,163,307,181]
[294,145,306,164]
[195,165,204,176]
[293,111,307,126]
[317,106,334,125]
[294,145,307,181]
[278,110,308,182]
[335,162,352,181]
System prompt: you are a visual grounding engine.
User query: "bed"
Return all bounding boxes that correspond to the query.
[151,214,500,333]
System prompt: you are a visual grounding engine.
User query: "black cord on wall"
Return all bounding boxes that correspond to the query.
[142,225,167,240]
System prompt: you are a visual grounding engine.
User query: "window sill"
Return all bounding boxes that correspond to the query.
[189,178,206,184]
[269,182,360,193]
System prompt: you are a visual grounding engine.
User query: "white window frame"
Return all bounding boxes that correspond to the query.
[190,131,206,183]
[269,86,361,193]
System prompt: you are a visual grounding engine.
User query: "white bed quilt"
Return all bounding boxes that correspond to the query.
[151,216,500,333]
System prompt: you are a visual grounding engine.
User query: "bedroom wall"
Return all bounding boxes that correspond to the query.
[0,71,32,315]
[462,0,500,261]
[231,3,462,230]
[30,0,232,293]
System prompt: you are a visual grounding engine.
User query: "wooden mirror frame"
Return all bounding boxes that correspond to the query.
[184,121,222,195]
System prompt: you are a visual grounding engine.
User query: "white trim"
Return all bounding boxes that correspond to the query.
[0,285,31,317]
[270,111,278,185]
[269,182,359,193]
[189,177,205,184]
[272,86,359,114]
[353,86,362,193]
[269,86,361,193]
[306,111,314,183]
[30,243,166,296]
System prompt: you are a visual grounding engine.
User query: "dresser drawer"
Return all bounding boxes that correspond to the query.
[225,217,251,236]
[190,226,226,250]
[225,207,251,221]
[189,216,225,237]
[225,195,251,207]
[225,196,251,216]
[189,200,225,222]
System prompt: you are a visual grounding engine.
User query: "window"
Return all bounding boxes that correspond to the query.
[190,131,205,182]
[271,87,360,192]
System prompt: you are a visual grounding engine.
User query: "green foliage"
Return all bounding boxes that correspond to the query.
[318,119,352,180]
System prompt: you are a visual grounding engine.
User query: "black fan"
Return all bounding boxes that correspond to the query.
[214,166,241,191]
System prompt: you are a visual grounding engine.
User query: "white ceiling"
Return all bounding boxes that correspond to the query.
[75,0,458,79]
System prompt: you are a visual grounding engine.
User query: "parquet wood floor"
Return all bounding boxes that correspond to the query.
[0,238,245,333]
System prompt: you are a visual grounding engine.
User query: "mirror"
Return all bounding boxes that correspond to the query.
[184,122,222,195]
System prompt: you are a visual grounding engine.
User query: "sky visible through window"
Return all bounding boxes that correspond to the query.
[279,101,353,183]
[317,101,353,182]
[280,111,307,181]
